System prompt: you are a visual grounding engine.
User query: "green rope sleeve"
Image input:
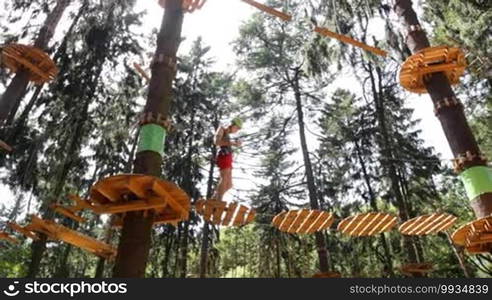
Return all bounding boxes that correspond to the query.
[137,124,167,156]
[459,166,492,200]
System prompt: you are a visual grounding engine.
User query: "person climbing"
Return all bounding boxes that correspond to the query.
[211,117,243,202]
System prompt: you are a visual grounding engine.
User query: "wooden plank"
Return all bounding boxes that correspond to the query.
[278,210,298,232]
[287,209,310,233]
[298,210,321,234]
[314,26,388,57]
[152,180,188,217]
[221,202,238,226]
[7,222,39,240]
[241,0,292,22]
[313,212,334,232]
[91,197,168,214]
[232,205,248,226]
[50,204,86,223]
[195,199,205,215]
[211,201,227,225]
[245,210,256,224]
[127,175,151,199]
[29,216,116,259]
[306,211,329,234]
[272,211,287,227]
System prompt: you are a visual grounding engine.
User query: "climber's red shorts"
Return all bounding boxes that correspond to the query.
[217,152,233,170]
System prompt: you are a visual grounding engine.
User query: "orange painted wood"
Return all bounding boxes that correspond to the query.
[28,215,116,259]
[221,202,238,226]
[7,222,40,240]
[452,216,492,254]
[399,46,466,94]
[241,0,292,22]
[1,44,58,84]
[195,200,255,227]
[314,26,388,57]
[0,231,19,244]
[232,205,248,226]
[338,212,397,237]
[399,213,457,235]
[51,204,87,223]
[272,210,334,234]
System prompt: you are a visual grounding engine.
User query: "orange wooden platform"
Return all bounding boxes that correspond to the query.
[272,209,334,234]
[399,46,466,94]
[195,199,256,227]
[1,43,58,84]
[241,0,292,22]
[62,175,190,226]
[337,212,397,237]
[0,231,19,244]
[399,213,457,236]
[451,217,492,254]
[400,263,433,276]
[27,215,116,259]
[311,271,342,278]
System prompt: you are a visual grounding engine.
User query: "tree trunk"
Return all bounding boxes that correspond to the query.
[367,63,419,264]
[392,0,492,218]
[199,125,218,278]
[354,140,395,277]
[0,0,71,125]
[292,72,330,273]
[112,0,184,278]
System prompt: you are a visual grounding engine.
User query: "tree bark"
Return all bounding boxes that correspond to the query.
[0,0,71,125]
[292,71,330,273]
[112,0,184,278]
[392,0,492,218]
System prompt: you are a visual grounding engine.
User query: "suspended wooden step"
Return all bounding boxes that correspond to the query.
[158,0,207,13]
[1,43,58,84]
[272,209,334,234]
[133,62,150,83]
[314,26,388,57]
[241,0,292,22]
[0,139,12,152]
[311,271,342,278]
[50,202,87,223]
[400,263,433,277]
[195,199,256,227]
[7,222,40,240]
[399,46,466,94]
[338,212,397,237]
[64,175,190,226]
[27,215,116,259]
[0,231,19,244]
[399,213,457,236]
[451,216,492,255]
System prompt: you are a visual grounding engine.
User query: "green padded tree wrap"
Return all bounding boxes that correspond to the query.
[459,166,492,200]
[137,124,167,156]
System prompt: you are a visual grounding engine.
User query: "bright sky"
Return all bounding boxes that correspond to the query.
[1,0,454,218]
